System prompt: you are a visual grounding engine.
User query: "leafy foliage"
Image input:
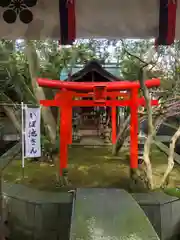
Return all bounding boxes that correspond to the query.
[1,38,180,161]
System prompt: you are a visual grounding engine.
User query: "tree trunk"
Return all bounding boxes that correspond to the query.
[160,126,180,188]
[0,172,6,240]
[112,115,130,155]
[3,106,21,133]
[25,40,57,144]
[0,171,3,240]
[139,69,154,190]
[0,93,21,133]
[0,174,9,240]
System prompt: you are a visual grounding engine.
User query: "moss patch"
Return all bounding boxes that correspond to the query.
[164,188,180,198]
[3,145,180,192]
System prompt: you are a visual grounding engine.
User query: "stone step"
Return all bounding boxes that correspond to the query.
[79,129,99,136]
[80,136,106,145]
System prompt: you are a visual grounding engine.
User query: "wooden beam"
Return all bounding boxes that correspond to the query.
[153,140,180,165]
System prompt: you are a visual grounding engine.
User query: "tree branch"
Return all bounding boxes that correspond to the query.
[160,126,180,188]
[139,68,154,189]
[120,40,155,189]
[120,39,158,68]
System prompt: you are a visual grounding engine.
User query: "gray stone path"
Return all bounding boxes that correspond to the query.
[70,188,160,240]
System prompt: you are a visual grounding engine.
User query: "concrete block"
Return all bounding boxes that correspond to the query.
[10,226,34,240]
[133,192,180,240]
[171,200,180,238]
[25,202,36,229]
[141,205,161,238]
[160,203,172,240]
[58,203,72,239]
[34,231,58,240]
[10,199,27,225]
[34,204,43,231]
[41,203,59,230]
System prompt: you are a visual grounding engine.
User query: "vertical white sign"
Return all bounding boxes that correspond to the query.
[25,107,41,158]
[21,102,25,168]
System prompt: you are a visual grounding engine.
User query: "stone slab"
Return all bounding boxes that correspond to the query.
[3,182,72,203]
[70,188,160,240]
[132,192,178,205]
[133,192,180,240]
[3,183,73,240]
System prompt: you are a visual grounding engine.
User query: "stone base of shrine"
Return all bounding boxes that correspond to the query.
[3,183,180,240]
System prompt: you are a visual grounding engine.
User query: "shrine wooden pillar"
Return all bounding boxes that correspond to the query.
[58,91,73,175]
[59,105,68,175]
[130,87,139,168]
[111,105,117,144]
[67,106,73,144]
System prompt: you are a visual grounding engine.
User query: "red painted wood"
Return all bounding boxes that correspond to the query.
[37,78,160,91]
[55,91,73,144]
[111,106,116,144]
[67,106,72,145]
[73,92,130,98]
[93,86,107,101]
[60,105,69,174]
[130,87,139,169]
[40,99,158,108]
[38,78,160,175]
[40,99,59,107]
[167,0,177,45]
[69,99,158,107]
[67,0,76,44]
[57,91,73,174]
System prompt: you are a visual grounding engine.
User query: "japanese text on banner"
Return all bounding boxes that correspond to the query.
[25,107,41,158]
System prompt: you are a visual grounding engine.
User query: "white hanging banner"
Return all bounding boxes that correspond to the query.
[25,107,41,158]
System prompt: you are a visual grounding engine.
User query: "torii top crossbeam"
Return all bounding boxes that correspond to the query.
[38,78,160,91]
[0,0,178,45]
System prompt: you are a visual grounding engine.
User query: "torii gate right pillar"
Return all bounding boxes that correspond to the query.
[130,87,139,169]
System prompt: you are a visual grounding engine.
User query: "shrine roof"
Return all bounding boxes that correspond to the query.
[65,60,124,82]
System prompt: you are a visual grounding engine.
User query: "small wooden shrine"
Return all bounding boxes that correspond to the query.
[61,60,124,144]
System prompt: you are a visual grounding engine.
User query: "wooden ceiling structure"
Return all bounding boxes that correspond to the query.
[0,0,178,46]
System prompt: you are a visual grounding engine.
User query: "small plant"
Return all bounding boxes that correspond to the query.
[41,135,58,162]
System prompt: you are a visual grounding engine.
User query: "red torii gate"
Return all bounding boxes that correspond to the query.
[37,78,160,176]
